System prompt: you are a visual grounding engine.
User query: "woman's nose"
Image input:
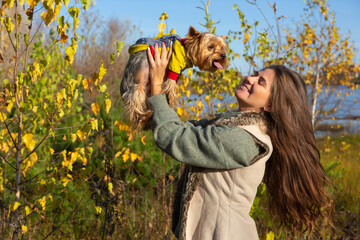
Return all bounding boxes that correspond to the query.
[247,75,256,84]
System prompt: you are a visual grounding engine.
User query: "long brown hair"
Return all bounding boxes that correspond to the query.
[263,65,330,234]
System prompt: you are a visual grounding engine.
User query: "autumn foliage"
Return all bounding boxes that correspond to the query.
[0,0,359,239]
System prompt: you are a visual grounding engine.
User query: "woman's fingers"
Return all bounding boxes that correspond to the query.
[148,41,172,66]
[147,47,155,66]
[160,42,167,60]
[167,41,173,61]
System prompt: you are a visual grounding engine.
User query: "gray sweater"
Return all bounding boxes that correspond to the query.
[147,94,261,169]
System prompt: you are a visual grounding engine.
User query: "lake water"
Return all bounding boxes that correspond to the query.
[184,86,360,136]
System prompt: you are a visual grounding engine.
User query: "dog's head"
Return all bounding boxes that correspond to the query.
[184,26,229,72]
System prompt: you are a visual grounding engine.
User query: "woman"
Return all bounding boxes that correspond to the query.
[146,42,329,239]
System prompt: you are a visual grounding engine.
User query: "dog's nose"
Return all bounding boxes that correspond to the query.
[220,54,226,60]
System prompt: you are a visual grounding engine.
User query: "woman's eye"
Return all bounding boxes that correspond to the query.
[258,78,265,86]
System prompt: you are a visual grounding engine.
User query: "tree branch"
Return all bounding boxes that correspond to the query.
[0,152,16,170]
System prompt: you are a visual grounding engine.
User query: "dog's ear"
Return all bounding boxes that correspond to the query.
[187,26,201,39]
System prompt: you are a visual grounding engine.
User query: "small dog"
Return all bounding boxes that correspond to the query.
[120,26,228,130]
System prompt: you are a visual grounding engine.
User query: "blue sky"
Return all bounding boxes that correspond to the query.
[93,0,360,70]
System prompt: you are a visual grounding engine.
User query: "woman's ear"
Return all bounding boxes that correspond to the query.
[264,103,272,112]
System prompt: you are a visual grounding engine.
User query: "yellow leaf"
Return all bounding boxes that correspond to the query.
[187,69,193,76]
[21,225,27,234]
[158,22,165,33]
[7,0,15,9]
[0,113,7,122]
[95,206,102,214]
[39,196,46,211]
[76,130,86,142]
[105,99,111,114]
[70,133,77,142]
[122,149,130,163]
[128,133,134,141]
[57,91,64,105]
[176,107,185,117]
[243,33,250,45]
[70,152,78,163]
[90,118,98,131]
[27,0,40,8]
[6,101,13,112]
[130,153,138,162]
[82,78,92,90]
[82,158,87,166]
[98,62,107,83]
[116,121,129,131]
[204,95,210,104]
[61,174,73,187]
[61,150,67,161]
[40,9,55,27]
[25,206,32,216]
[23,134,35,151]
[91,103,100,116]
[13,202,21,211]
[141,136,146,145]
[266,231,275,240]
[29,152,38,163]
[108,182,114,194]
[58,108,65,118]
[50,148,54,155]
[2,142,9,153]
[115,151,122,158]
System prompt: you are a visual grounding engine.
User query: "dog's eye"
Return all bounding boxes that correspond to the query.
[208,45,215,50]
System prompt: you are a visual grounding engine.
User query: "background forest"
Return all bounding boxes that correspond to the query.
[0,0,359,239]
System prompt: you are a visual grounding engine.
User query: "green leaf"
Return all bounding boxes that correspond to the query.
[116,41,123,56]
[81,0,91,11]
[65,45,76,64]
[5,17,14,33]
[98,84,107,93]
[68,7,80,17]
[14,13,22,27]
[7,0,15,8]
[57,15,65,29]
[73,16,80,31]
[110,53,115,64]
[63,0,70,7]
[24,34,29,45]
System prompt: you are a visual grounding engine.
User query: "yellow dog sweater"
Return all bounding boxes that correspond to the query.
[128,34,192,81]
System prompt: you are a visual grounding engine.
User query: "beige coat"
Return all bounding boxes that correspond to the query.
[175,124,273,240]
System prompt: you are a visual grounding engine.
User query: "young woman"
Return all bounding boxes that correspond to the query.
[146,42,329,239]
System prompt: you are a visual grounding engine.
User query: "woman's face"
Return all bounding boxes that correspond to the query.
[235,68,274,111]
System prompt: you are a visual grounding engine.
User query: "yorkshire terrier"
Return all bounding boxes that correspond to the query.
[120,26,228,130]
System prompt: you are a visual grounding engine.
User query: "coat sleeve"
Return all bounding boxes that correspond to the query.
[148,94,261,169]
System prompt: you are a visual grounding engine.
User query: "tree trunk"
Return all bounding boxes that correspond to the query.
[311,61,321,129]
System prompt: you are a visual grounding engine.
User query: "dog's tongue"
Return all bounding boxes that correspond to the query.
[213,61,223,69]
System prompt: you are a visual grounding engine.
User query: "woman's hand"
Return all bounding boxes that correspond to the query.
[147,41,173,96]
